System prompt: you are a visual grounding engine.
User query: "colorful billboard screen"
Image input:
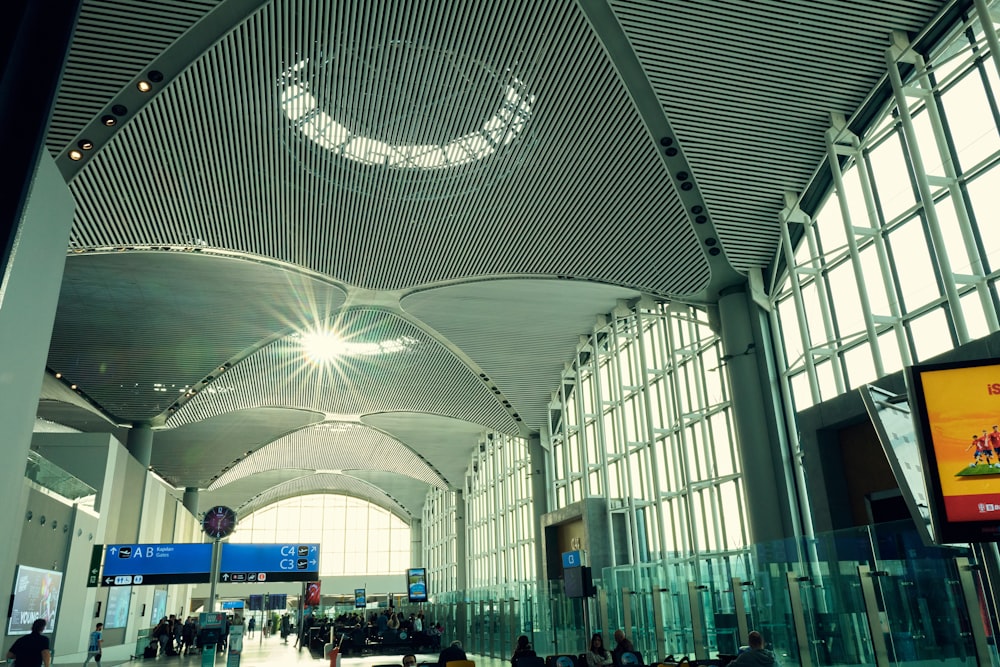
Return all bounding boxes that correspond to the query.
[908,358,1000,543]
[406,568,427,603]
[8,565,62,635]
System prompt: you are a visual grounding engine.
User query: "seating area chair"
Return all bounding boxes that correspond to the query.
[446,660,476,667]
[515,656,546,667]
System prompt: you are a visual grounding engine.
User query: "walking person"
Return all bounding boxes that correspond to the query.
[83,623,103,666]
[7,618,51,667]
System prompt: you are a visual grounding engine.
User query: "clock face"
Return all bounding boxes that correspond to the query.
[202,505,237,539]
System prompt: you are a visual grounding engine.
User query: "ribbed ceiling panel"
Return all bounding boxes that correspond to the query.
[402,279,640,430]
[199,469,313,514]
[47,0,221,152]
[67,0,710,298]
[362,413,487,490]
[238,473,411,518]
[169,308,519,433]
[209,421,447,490]
[610,0,944,272]
[151,407,324,487]
[47,253,347,421]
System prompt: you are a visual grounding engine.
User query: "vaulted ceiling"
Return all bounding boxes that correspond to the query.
[39,0,952,521]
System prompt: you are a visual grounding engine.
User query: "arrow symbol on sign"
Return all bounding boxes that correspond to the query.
[104,577,113,585]
[91,568,98,575]
[310,560,316,565]
[222,573,230,581]
[110,547,117,555]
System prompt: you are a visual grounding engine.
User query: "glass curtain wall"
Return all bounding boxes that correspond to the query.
[549,302,746,563]
[773,6,1000,411]
[423,486,459,596]
[229,494,410,577]
[423,433,536,661]
[547,302,747,660]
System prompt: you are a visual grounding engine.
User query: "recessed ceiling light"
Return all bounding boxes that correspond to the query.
[147,70,164,83]
[111,104,127,116]
[68,150,82,161]
[137,80,152,93]
[78,139,94,150]
[102,115,117,127]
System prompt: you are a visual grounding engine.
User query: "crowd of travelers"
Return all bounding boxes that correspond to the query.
[332,609,444,654]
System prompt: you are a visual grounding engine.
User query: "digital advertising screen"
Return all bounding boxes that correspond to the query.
[354,588,366,608]
[8,565,62,635]
[406,567,427,603]
[105,585,131,629]
[152,589,167,623]
[908,358,1000,542]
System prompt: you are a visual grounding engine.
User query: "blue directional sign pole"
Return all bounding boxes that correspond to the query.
[208,539,221,612]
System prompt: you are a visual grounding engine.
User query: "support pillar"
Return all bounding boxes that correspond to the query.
[455,490,467,591]
[528,434,547,581]
[127,422,153,467]
[717,286,797,543]
[0,153,76,615]
[127,422,153,523]
[183,487,200,516]
[455,490,468,645]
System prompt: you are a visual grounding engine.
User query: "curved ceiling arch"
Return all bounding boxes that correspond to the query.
[208,420,448,491]
[47,252,347,423]
[151,407,324,488]
[362,413,487,489]
[168,308,519,434]
[237,473,411,520]
[401,278,643,430]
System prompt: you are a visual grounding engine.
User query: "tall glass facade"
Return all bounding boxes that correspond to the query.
[229,494,410,577]
[774,10,1000,412]
[548,303,745,563]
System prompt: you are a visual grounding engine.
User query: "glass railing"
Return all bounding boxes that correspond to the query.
[25,449,96,507]
[434,521,995,666]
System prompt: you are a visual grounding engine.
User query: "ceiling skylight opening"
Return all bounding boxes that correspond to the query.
[279,58,535,170]
[297,329,420,364]
[300,329,345,364]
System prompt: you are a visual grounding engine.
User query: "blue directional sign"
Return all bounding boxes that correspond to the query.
[101,543,213,586]
[218,543,319,583]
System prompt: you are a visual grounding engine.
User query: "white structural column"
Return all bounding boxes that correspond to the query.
[718,285,798,543]
[127,422,154,518]
[0,154,75,610]
[183,487,200,516]
[455,490,467,592]
[528,434,547,581]
[127,422,153,466]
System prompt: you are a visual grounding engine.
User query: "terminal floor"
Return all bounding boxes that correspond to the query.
[102,638,507,667]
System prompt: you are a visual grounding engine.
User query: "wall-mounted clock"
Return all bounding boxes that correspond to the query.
[202,505,237,539]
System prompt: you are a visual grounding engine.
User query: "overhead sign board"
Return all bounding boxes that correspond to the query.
[99,543,320,586]
[101,543,213,586]
[218,544,319,583]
